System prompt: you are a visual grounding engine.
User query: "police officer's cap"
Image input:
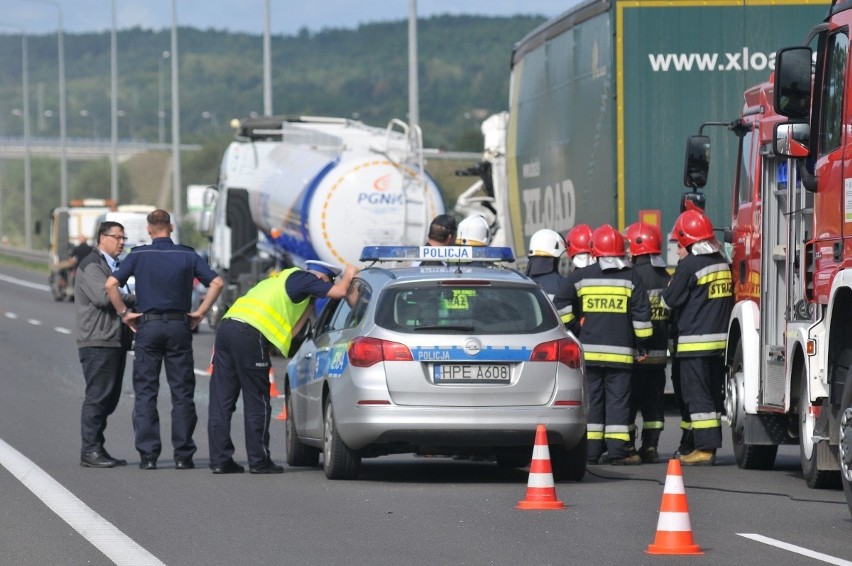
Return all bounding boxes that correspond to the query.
[305,260,343,279]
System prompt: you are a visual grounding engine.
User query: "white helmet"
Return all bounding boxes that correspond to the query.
[456,215,491,246]
[528,229,566,258]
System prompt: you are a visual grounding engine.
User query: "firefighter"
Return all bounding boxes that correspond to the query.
[662,209,733,466]
[564,223,595,271]
[525,229,571,324]
[624,222,670,463]
[455,214,492,246]
[560,224,652,465]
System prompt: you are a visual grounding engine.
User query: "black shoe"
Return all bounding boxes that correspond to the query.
[81,451,118,468]
[211,460,245,474]
[101,449,127,467]
[139,456,157,470]
[175,458,195,470]
[249,460,284,474]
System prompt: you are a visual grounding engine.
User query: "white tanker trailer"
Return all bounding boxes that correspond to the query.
[199,115,445,326]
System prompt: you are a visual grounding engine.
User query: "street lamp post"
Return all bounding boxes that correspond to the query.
[20,0,67,207]
[158,50,170,145]
[171,0,182,222]
[110,0,119,203]
[2,23,33,249]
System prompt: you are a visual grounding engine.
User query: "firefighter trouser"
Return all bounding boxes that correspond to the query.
[670,357,694,453]
[678,354,724,451]
[629,365,666,448]
[586,365,632,460]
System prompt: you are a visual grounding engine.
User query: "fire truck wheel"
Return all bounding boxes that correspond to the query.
[729,342,777,470]
[800,375,841,489]
[840,376,852,517]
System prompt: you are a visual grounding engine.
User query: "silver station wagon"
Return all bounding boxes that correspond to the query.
[284,246,588,480]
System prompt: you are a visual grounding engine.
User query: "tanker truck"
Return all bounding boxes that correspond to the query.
[199,115,445,327]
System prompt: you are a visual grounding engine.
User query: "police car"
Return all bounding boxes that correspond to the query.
[285,246,587,481]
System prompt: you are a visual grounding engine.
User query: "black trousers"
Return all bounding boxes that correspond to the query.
[132,317,197,460]
[678,354,725,450]
[208,318,273,468]
[586,365,632,460]
[629,365,666,432]
[79,346,126,454]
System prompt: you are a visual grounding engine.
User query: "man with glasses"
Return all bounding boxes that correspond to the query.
[106,209,223,471]
[76,222,135,468]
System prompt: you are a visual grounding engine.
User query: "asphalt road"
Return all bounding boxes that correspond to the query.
[0,262,849,566]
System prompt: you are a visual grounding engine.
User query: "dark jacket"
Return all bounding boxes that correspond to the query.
[632,255,672,367]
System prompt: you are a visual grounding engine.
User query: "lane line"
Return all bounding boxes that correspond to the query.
[0,437,165,566]
[194,368,210,377]
[0,273,51,292]
[737,533,852,565]
[27,318,43,326]
[4,312,19,319]
[55,327,73,334]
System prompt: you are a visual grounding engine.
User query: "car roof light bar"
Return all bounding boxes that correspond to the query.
[359,246,515,263]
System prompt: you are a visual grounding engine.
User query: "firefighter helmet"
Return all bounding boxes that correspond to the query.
[456,215,491,246]
[625,222,663,256]
[590,224,626,258]
[528,229,566,258]
[565,224,593,257]
[671,209,714,248]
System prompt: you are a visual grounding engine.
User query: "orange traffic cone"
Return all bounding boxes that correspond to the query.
[646,458,703,555]
[269,367,282,398]
[274,399,288,421]
[516,424,565,510]
[207,348,214,375]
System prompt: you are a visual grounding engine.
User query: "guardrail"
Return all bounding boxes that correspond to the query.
[0,246,49,264]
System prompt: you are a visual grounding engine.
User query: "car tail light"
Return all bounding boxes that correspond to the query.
[530,337,582,368]
[349,337,413,367]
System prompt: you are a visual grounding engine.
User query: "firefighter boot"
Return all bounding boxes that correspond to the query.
[638,429,662,463]
[673,429,694,458]
[679,449,716,466]
[627,426,638,458]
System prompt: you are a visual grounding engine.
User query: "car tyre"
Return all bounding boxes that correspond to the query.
[285,392,320,467]
[323,399,360,480]
[552,435,586,482]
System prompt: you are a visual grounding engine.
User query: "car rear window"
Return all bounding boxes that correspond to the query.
[375,284,559,334]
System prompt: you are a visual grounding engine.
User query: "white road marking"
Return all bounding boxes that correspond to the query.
[4,312,18,319]
[55,327,73,334]
[27,319,42,326]
[0,437,165,566]
[194,368,210,377]
[738,533,852,565]
[0,273,51,292]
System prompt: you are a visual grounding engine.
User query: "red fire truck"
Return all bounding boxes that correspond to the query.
[683,9,852,515]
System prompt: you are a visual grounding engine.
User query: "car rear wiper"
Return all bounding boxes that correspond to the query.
[413,324,475,331]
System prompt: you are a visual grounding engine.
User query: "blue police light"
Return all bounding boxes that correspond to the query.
[359,246,515,263]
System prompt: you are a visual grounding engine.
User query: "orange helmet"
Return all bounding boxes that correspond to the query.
[671,209,714,248]
[565,224,593,257]
[590,224,626,258]
[625,222,663,256]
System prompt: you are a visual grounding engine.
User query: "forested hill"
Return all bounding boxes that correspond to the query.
[0,15,546,150]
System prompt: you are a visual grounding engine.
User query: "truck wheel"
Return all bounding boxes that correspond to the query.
[551,435,586,482]
[323,399,360,480]
[285,392,319,467]
[840,377,852,517]
[800,375,841,488]
[729,342,777,469]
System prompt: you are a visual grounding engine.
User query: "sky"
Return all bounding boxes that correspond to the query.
[5,1,575,35]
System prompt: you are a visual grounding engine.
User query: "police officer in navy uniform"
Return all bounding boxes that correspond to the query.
[106,209,224,470]
[661,209,733,466]
[208,260,357,474]
[557,224,652,466]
